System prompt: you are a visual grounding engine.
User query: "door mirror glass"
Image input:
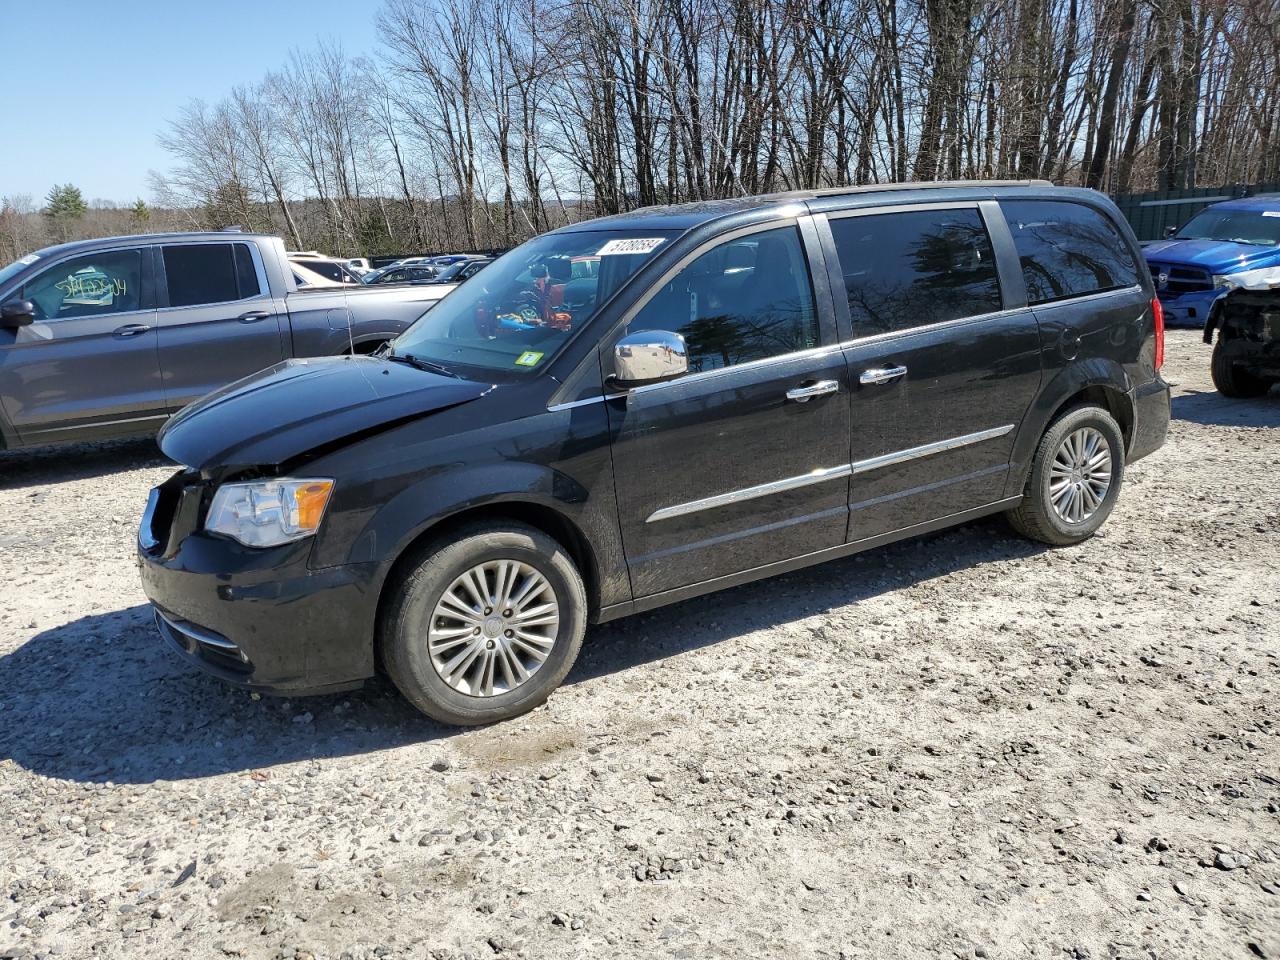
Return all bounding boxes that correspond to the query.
[612,330,689,387]
[0,299,35,328]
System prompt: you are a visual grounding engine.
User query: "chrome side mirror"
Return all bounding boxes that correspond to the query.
[611,330,688,387]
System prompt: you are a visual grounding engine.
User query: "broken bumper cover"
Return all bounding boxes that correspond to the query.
[138,530,380,695]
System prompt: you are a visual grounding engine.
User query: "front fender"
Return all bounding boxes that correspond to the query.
[306,398,629,610]
[348,461,592,566]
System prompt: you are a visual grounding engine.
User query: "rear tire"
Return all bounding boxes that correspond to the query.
[381,522,587,726]
[1007,404,1125,546]
[1211,340,1271,398]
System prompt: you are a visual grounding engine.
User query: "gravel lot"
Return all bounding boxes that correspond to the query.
[1,329,1277,960]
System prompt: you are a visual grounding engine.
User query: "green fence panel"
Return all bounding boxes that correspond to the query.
[1112,182,1280,241]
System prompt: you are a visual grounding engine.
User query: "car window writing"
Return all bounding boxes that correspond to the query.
[22,249,145,321]
[164,244,257,307]
[830,208,1002,336]
[1001,200,1141,305]
[628,226,819,373]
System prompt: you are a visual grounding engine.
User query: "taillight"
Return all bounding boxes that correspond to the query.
[1151,297,1165,371]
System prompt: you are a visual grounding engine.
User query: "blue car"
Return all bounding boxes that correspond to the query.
[1143,196,1280,327]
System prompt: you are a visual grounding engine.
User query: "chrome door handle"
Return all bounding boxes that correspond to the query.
[237,310,272,323]
[112,323,152,338]
[785,379,840,403]
[859,365,908,385]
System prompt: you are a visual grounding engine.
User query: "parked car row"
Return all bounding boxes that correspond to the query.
[132,180,1172,726]
[362,255,494,287]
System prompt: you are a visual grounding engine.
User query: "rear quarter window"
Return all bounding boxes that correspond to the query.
[1001,200,1141,305]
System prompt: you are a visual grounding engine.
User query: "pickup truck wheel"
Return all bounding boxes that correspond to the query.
[1007,405,1125,546]
[1211,340,1271,398]
[381,522,587,726]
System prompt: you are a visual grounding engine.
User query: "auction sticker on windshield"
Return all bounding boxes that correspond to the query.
[515,351,544,367]
[597,238,666,256]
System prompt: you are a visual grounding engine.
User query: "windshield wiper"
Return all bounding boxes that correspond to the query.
[383,351,460,379]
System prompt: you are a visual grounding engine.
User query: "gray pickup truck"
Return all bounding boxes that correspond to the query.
[0,231,449,449]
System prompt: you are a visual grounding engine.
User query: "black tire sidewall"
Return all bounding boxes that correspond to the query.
[385,526,587,725]
[1212,340,1270,398]
[1031,406,1125,542]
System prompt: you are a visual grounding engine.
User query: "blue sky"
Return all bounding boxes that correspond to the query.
[1,0,382,204]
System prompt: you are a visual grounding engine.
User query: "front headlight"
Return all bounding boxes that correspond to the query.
[205,478,334,548]
[1214,266,1280,291]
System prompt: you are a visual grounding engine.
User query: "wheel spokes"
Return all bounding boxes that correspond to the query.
[426,559,560,698]
[1049,426,1113,525]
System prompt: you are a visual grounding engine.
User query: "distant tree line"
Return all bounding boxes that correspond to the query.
[0,186,178,264]
[4,0,1277,262]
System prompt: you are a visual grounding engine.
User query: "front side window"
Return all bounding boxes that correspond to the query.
[830,208,1002,336]
[22,249,144,321]
[164,243,259,307]
[391,228,677,378]
[1002,200,1141,305]
[626,226,819,374]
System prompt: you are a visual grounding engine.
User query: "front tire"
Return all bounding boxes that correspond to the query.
[381,522,587,725]
[1007,404,1125,546]
[1211,340,1271,398]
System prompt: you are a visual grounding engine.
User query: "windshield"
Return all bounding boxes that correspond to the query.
[435,262,467,281]
[390,229,677,377]
[1175,208,1280,246]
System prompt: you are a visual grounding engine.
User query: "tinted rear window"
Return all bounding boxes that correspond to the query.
[164,244,258,307]
[829,208,1003,335]
[294,259,345,282]
[1001,200,1140,305]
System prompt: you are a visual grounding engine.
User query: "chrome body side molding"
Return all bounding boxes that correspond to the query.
[647,464,853,523]
[848,424,1014,475]
[646,424,1015,523]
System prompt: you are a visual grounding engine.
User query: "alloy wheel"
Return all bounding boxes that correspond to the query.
[1049,426,1112,524]
[427,559,560,697]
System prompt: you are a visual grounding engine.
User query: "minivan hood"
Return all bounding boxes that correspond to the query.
[1143,238,1280,274]
[159,356,493,472]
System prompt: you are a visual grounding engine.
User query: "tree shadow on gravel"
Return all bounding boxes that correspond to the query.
[0,437,170,491]
[0,519,1043,785]
[1172,388,1280,428]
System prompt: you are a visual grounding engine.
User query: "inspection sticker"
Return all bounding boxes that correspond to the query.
[597,237,666,256]
[515,351,544,367]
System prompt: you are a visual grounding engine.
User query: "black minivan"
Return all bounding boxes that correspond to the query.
[139,180,1170,725]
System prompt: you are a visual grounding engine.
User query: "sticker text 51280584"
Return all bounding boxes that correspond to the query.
[597,238,667,256]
